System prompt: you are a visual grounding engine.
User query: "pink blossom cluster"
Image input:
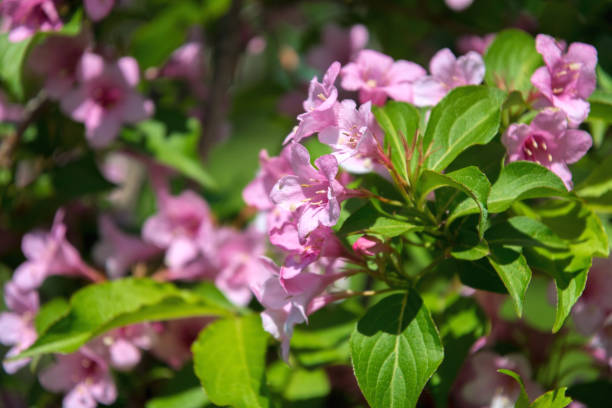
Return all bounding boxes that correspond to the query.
[0,0,116,42]
[502,34,597,189]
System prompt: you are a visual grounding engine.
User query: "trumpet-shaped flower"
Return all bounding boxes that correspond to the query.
[270,143,345,240]
[0,0,62,42]
[318,100,384,174]
[284,62,341,144]
[413,48,485,107]
[60,52,153,147]
[243,147,293,211]
[250,257,346,360]
[39,347,117,408]
[531,34,597,127]
[341,49,426,106]
[0,282,38,373]
[13,209,87,291]
[502,109,591,189]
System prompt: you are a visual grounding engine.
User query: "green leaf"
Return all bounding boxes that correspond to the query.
[453,161,567,218]
[575,155,612,198]
[34,297,69,334]
[531,388,572,408]
[485,216,568,250]
[373,101,420,183]
[430,296,486,407]
[146,388,209,408]
[284,368,331,401]
[450,229,490,260]
[487,246,532,317]
[522,200,608,331]
[192,314,270,408]
[498,369,530,408]
[0,34,34,100]
[338,202,421,238]
[18,278,228,358]
[588,90,612,123]
[350,291,444,408]
[417,166,490,237]
[136,119,217,190]
[423,85,506,172]
[453,258,508,294]
[484,29,543,95]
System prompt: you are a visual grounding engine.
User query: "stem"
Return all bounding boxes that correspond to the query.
[330,287,400,301]
[79,264,107,284]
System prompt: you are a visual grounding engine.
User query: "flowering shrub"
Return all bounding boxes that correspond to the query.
[1,1,612,407]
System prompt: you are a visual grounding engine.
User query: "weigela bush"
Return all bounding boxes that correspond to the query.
[0,1,611,407]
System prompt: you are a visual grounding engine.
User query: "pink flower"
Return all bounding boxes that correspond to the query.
[352,235,388,257]
[0,282,38,373]
[284,62,341,144]
[151,318,212,369]
[83,0,115,22]
[28,32,91,99]
[306,24,368,73]
[100,324,156,371]
[571,257,612,336]
[456,351,542,408]
[159,41,207,99]
[318,100,385,174]
[340,49,426,106]
[243,147,293,211]
[39,347,117,408]
[214,226,267,306]
[0,0,62,42]
[278,223,348,281]
[250,257,346,360]
[413,48,485,107]
[143,190,215,272]
[13,209,87,291]
[445,0,474,11]
[60,52,154,147]
[502,109,591,189]
[93,215,161,279]
[531,34,597,127]
[0,90,23,122]
[457,33,496,55]
[270,143,345,240]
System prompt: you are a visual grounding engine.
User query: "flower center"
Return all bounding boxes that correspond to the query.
[551,61,581,96]
[522,134,553,165]
[92,85,123,108]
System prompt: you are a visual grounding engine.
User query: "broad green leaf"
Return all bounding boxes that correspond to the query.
[284,368,331,401]
[192,314,270,408]
[452,161,567,218]
[136,119,218,190]
[423,85,506,172]
[522,200,608,331]
[373,101,420,183]
[588,90,612,123]
[485,216,568,249]
[575,155,612,198]
[146,388,208,408]
[350,291,444,408]
[338,202,421,238]
[498,369,530,408]
[531,388,572,408]
[417,166,490,237]
[484,29,543,95]
[0,34,34,100]
[430,296,486,407]
[450,229,490,260]
[487,246,532,317]
[34,298,69,334]
[18,278,229,358]
[453,258,508,293]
